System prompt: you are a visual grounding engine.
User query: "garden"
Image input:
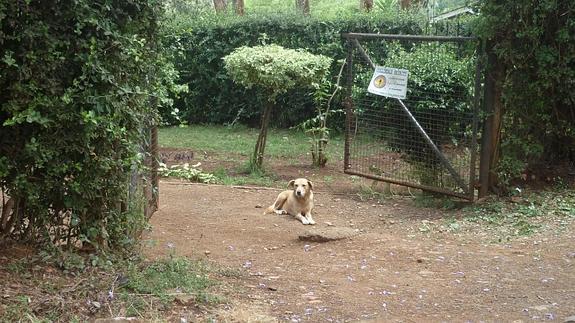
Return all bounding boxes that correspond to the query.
[1,0,574,321]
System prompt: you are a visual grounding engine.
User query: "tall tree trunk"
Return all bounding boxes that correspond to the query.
[213,0,227,13]
[295,0,310,16]
[359,0,374,12]
[232,0,244,15]
[400,0,411,9]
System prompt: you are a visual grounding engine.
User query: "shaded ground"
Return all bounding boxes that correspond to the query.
[144,181,575,322]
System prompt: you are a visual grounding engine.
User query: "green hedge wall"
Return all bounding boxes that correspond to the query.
[0,0,175,247]
[170,13,422,127]
[474,0,575,182]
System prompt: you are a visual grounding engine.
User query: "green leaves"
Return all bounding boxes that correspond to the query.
[223,44,332,100]
[474,0,575,184]
[0,0,178,248]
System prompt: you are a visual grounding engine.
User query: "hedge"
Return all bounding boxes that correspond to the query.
[168,12,423,127]
[0,1,177,247]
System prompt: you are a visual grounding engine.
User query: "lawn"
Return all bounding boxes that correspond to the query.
[159,125,345,161]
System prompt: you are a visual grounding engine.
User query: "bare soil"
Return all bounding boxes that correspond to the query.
[143,180,575,322]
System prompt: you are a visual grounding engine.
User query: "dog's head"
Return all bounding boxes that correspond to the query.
[288,178,313,198]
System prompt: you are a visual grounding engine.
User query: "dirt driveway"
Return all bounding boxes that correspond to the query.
[144,181,575,322]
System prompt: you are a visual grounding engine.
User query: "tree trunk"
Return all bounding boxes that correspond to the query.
[400,0,411,9]
[479,40,504,197]
[232,0,244,15]
[253,102,273,169]
[295,0,310,16]
[213,0,227,13]
[359,0,374,12]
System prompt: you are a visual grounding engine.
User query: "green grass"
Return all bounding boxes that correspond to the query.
[0,252,222,322]
[213,165,278,186]
[121,257,216,305]
[245,0,360,17]
[159,125,345,161]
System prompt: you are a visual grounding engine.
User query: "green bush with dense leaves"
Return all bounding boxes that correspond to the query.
[384,43,473,152]
[474,1,575,184]
[168,12,422,127]
[223,44,332,99]
[357,43,473,155]
[0,1,179,248]
[223,44,332,167]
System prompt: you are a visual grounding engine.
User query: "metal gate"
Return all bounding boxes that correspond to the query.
[342,33,482,200]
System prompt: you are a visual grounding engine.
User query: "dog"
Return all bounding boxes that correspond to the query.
[263,178,315,225]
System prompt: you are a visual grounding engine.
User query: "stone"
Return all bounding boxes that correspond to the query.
[174,295,195,305]
[564,316,575,323]
[529,305,549,312]
[298,227,360,242]
[95,318,142,323]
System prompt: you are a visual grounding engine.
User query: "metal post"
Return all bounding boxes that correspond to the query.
[343,39,354,171]
[468,40,484,200]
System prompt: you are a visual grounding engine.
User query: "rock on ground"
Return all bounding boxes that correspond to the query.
[298,227,360,242]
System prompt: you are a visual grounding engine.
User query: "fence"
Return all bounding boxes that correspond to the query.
[342,33,483,200]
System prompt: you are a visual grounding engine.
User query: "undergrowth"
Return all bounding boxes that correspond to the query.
[0,250,221,322]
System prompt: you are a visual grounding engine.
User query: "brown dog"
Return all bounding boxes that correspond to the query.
[263,178,315,225]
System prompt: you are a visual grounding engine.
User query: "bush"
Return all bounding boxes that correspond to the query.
[474,1,575,183]
[0,1,178,248]
[223,44,332,167]
[168,12,423,127]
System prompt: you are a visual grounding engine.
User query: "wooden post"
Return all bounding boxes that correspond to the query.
[479,40,503,197]
[360,0,374,11]
[232,0,244,15]
[213,0,227,13]
[296,0,310,16]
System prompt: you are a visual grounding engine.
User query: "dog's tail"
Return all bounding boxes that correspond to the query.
[263,205,274,215]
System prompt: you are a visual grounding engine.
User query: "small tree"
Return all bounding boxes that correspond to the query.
[223,45,332,169]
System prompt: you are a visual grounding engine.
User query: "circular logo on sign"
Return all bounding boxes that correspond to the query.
[373,75,386,88]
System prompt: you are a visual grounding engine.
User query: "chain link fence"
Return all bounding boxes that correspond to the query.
[343,33,482,200]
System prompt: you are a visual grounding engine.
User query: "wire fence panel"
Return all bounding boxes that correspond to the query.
[343,34,482,200]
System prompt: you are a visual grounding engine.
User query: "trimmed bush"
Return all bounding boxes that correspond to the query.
[474,1,575,185]
[0,1,178,248]
[223,44,332,167]
[169,12,423,127]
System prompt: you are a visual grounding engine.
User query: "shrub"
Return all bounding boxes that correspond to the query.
[223,44,332,168]
[474,1,575,184]
[0,1,178,248]
[354,42,474,185]
[168,12,422,127]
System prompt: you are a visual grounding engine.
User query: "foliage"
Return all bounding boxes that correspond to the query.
[168,12,422,127]
[355,42,473,184]
[158,125,345,160]
[0,251,221,321]
[473,0,575,183]
[223,44,333,101]
[297,59,347,167]
[0,1,179,248]
[223,44,332,168]
[122,257,215,304]
[158,163,218,183]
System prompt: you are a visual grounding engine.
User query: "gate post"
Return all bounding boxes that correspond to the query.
[343,38,354,171]
[479,40,503,197]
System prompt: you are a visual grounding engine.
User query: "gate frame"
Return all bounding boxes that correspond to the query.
[341,33,484,201]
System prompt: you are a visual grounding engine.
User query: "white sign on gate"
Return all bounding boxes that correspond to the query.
[367,66,409,99]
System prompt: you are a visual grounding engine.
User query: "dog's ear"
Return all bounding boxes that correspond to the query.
[287,180,295,189]
[307,179,313,190]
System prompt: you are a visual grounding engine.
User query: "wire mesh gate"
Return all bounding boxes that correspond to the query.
[342,33,482,200]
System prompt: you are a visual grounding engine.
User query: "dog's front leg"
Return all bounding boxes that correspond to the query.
[304,212,315,225]
[295,213,310,225]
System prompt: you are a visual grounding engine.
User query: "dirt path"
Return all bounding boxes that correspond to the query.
[144,182,575,322]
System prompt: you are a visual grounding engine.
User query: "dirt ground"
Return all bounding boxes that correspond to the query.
[143,180,575,322]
